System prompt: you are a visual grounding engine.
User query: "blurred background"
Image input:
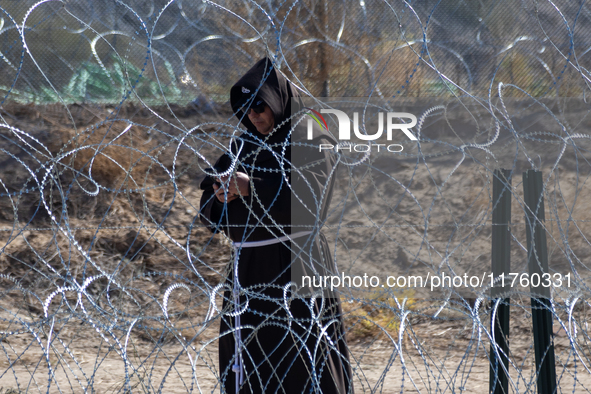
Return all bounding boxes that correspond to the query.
[0,0,587,105]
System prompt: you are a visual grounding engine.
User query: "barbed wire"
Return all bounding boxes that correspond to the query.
[0,0,591,393]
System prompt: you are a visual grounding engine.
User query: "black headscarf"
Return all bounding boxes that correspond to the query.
[230,57,303,138]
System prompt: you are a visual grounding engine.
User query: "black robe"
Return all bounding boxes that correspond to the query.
[199,58,354,394]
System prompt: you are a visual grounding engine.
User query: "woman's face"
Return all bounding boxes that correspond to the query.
[248,104,274,135]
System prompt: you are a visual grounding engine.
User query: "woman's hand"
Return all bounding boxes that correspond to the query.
[213,172,250,203]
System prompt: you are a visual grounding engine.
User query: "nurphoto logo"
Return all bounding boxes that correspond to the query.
[301,99,418,153]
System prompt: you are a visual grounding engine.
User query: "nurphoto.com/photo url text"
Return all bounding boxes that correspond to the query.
[301,272,572,292]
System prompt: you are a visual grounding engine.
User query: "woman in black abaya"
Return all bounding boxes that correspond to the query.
[199,57,353,394]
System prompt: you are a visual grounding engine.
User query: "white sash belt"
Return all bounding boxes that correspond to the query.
[231,230,313,393]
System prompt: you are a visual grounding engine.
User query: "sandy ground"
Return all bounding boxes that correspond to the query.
[1,312,589,393]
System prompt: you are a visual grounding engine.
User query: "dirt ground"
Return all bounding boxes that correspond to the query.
[1,310,589,393]
[1,102,591,393]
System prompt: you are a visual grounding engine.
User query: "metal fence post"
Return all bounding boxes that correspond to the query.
[522,169,557,394]
[490,169,511,394]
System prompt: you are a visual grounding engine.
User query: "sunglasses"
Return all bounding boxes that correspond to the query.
[245,101,266,115]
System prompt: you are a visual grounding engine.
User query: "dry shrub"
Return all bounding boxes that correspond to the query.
[342,288,416,342]
[60,122,159,190]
